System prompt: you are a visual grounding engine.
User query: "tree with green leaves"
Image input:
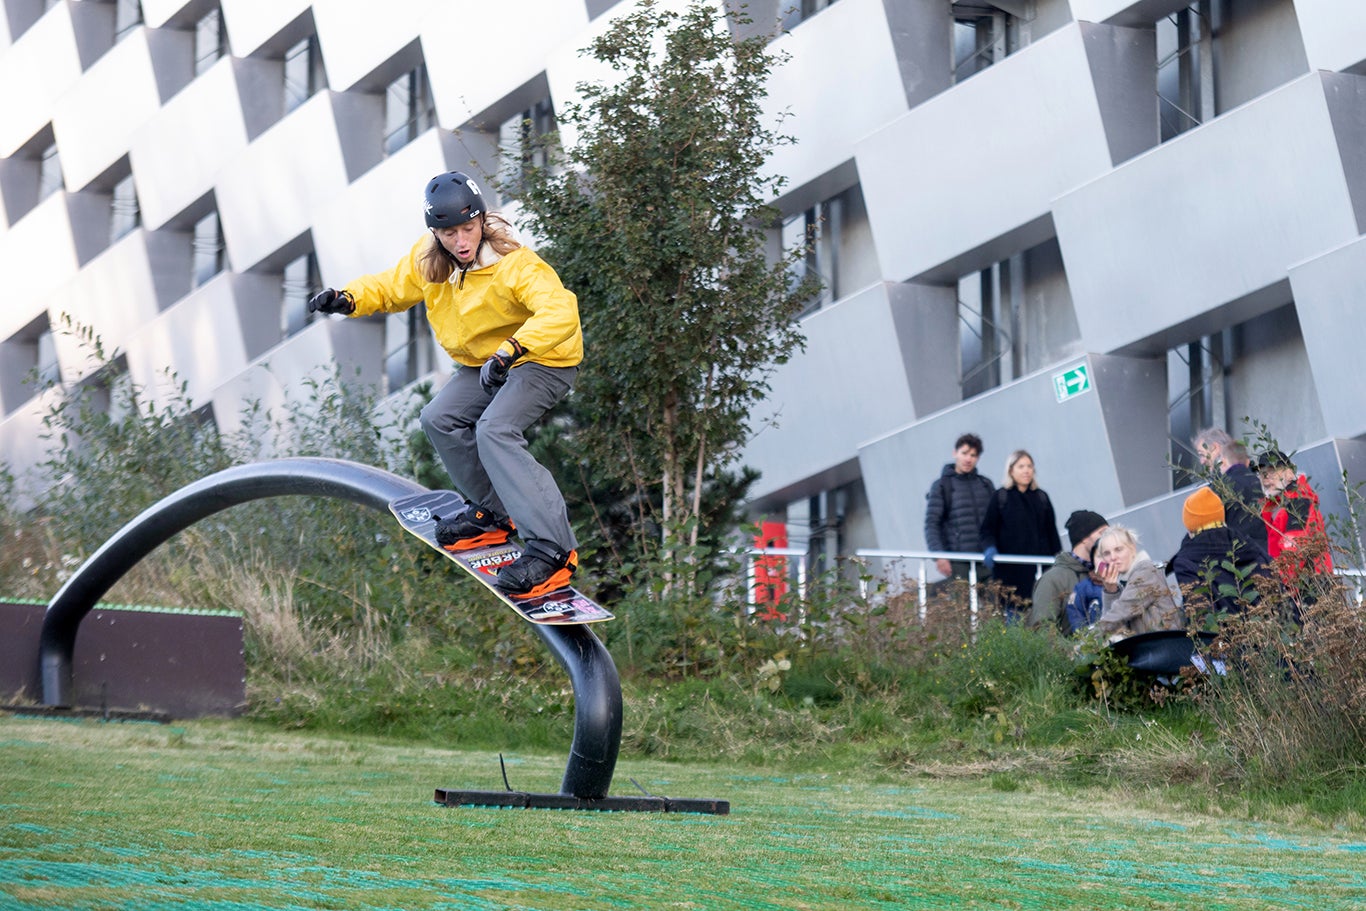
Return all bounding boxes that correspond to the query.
[517,0,819,594]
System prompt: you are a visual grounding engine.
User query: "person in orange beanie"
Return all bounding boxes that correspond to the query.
[1169,486,1260,619]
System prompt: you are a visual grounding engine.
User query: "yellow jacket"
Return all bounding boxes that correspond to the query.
[343,237,583,369]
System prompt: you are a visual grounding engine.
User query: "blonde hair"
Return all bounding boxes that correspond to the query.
[1097,524,1140,554]
[418,213,521,284]
[1003,449,1038,490]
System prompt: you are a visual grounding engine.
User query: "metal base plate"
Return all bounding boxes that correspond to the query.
[434,788,730,815]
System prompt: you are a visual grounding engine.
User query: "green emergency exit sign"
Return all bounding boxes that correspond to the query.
[1053,363,1090,403]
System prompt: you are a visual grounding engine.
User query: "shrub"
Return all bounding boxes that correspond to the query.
[1189,575,1366,783]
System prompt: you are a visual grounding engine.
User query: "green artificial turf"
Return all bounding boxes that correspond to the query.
[1,714,1363,910]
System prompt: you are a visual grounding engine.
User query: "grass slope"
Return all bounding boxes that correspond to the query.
[2,715,1364,910]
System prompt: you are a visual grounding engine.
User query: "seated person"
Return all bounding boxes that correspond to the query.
[1064,547,1105,634]
[1257,449,1334,577]
[1094,525,1183,639]
[1168,486,1260,621]
[1029,509,1107,632]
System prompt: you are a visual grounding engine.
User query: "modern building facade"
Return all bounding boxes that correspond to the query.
[2,0,1365,573]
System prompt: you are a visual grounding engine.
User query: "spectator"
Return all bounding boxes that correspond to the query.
[1065,554,1106,634]
[1095,525,1183,638]
[1257,449,1334,582]
[924,433,994,582]
[1192,428,1270,566]
[980,450,1062,618]
[1028,509,1108,631]
[1168,486,1259,620]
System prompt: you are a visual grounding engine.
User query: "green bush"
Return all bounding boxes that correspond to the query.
[937,619,1076,716]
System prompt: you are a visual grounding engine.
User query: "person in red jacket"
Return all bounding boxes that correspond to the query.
[1256,449,1333,597]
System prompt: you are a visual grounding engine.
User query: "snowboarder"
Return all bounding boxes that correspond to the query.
[309,171,582,599]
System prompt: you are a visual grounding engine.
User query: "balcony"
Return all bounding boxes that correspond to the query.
[51,25,193,192]
[427,0,588,130]
[0,387,64,510]
[1291,0,1366,74]
[312,128,460,285]
[1066,0,1191,27]
[1289,234,1366,440]
[214,90,382,272]
[1053,71,1366,355]
[312,0,426,92]
[762,0,928,197]
[0,0,111,157]
[47,228,191,385]
[123,271,281,412]
[131,55,282,229]
[744,281,959,507]
[857,21,1157,284]
[208,317,384,446]
[218,0,311,58]
[0,192,98,337]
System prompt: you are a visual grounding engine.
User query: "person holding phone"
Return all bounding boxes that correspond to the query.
[1094,525,1183,638]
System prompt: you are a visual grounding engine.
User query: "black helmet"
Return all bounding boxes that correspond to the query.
[424,171,485,229]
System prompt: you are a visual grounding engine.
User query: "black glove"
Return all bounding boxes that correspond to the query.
[479,339,525,394]
[307,288,354,315]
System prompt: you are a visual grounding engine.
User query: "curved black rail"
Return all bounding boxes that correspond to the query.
[39,458,622,799]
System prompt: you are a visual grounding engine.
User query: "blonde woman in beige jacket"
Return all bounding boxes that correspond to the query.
[1094,525,1183,638]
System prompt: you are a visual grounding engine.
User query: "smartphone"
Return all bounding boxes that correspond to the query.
[1095,561,1110,575]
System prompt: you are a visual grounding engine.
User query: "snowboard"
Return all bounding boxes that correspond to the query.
[389,490,613,625]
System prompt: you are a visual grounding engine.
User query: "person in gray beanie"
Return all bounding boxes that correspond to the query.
[1027,509,1109,631]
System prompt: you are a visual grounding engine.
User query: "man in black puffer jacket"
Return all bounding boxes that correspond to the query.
[924,433,995,581]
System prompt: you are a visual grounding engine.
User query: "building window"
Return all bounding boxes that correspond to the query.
[1,316,60,413]
[34,326,59,388]
[780,185,867,317]
[498,98,556,196]
[284,36,324,114]
[194,7,226,76]
[281,252,320,338]
[1168,333,1229,483]
[780,0,838,31]
[951,1,1028,84]
[110,173,140,242]
[191,211,224,288]
[958,258,1018,398]
[384,309,435,392]
[383,66,435,156]
[38,142,63,202]
[1156,5,1212,142]
[114,0,143,41]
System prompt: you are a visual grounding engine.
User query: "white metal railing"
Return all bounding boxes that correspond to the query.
[855,549,1050,623]
[741,549,1366,619]
[740,545,1052,624]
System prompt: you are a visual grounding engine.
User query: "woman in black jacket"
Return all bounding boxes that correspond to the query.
[980,450,1062,619]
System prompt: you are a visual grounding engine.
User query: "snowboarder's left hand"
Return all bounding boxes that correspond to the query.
[479,339,525,394]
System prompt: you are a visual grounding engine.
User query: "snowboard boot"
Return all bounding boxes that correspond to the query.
[495,541,578,599]
[434,505,515,552]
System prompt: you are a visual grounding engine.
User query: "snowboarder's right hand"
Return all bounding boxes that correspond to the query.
[307,288,354,315]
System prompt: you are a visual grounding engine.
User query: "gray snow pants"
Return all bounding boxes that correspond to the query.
[419,362,578,552]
